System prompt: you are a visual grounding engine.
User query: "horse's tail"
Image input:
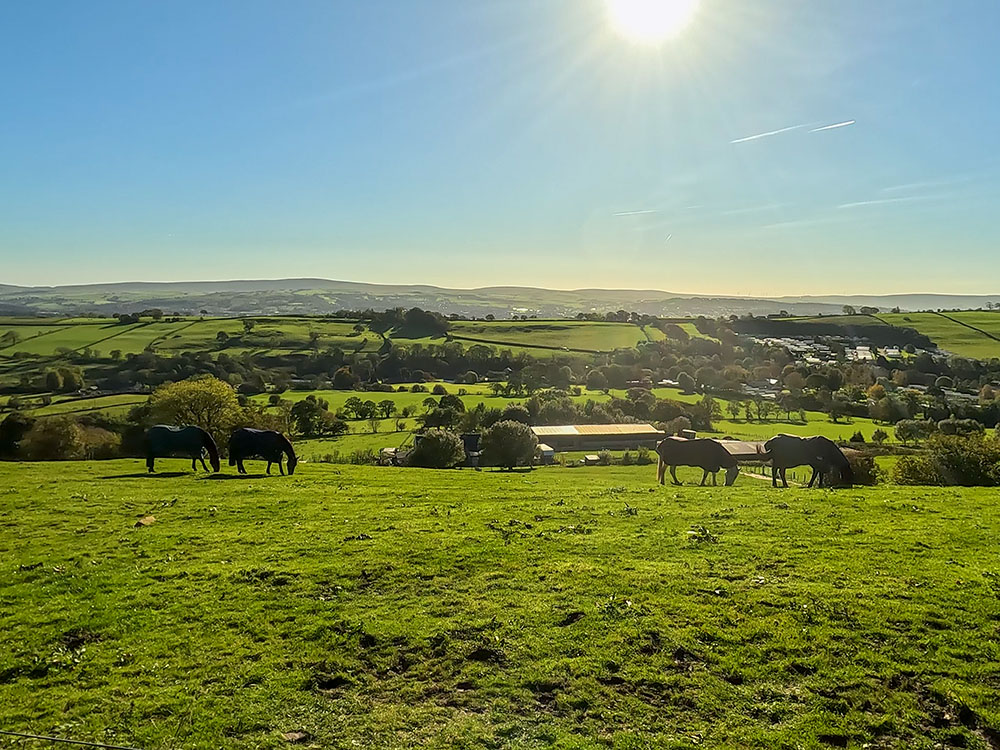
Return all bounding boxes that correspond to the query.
[755,444,772,462]
[656,452,666,484]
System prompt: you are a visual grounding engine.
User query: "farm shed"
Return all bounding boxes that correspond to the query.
[531,424,665,451]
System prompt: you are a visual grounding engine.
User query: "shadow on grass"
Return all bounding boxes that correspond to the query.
[99,472,193,479]
[202,473,271,480]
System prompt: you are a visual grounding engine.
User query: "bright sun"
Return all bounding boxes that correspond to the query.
[606,0,700,44]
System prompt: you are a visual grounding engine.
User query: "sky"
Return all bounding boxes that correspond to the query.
[2,0,999,296]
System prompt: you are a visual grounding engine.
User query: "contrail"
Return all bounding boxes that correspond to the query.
[730,124,806,144]
[810,120,855,133]
[612,209,659,216]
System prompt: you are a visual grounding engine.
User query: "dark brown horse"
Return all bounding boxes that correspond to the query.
[144,425,220,473]
[758,434,853,488]
[655,437,739,486]
[228,428,297,475]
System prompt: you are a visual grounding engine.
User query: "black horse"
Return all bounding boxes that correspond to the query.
[228,428,298,475]
[759,434,853,488]
[144,425,220,473]
[655,436,740,486]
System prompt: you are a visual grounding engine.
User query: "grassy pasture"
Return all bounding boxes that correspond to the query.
[1,461,999,749]
[447,320,646,352]
[878,313,1000,360]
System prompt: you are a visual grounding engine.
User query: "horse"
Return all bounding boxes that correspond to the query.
[228,428,297,475]
[144,425,220,474]
[655,437,739,486]
[758,434,853,488]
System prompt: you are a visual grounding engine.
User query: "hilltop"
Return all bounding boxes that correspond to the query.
[3,278,998,319]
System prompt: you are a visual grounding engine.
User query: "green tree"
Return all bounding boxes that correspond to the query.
[408,429,465,468]
[499,403,531,425]
[726,400,741,420]
[377,399,397,419]
[333,366,361,390]
[586,370,608,391]
[44,370,63,392]
[21,416,85,460]
[676,371,695,393]
[481,420,537,470]
[149,376,243,446]
[872,428,889,445]
[343,396,364,418]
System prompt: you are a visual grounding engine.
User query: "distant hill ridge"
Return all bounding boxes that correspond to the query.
[0,278,996,318]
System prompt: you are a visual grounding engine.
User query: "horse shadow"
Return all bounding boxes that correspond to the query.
[100,472,192,479]
[203,473,269,480]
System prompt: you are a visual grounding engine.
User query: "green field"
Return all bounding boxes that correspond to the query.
[1,461,999,749]
[877,312,1000,360]
[447,320,647,352]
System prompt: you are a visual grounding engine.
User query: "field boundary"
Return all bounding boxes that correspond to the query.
[448,334,608,354]
[933,311,1000,345]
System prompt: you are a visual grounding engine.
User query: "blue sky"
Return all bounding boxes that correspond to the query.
[2,1,998,295]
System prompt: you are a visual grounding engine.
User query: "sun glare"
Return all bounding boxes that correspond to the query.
[606,0,700,44]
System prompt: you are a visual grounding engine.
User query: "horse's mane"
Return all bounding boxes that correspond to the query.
[197,427,220,461]
[278,432,297,461]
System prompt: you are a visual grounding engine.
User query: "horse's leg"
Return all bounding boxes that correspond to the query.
[657,456,666,485]
[771,465,777,487]
[191,457,197,471]
[266,462,272,475]
[278,458,285,476]
[670,466,682,486]
[238,459,246,474]
[781,468,789,488]
[699,469,708,486]
[807,467,817,488]
[200,457,209,472]
[147,455,155,473]
[712,471,717,486]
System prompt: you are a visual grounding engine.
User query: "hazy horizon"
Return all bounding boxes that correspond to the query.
[3,1,999,295]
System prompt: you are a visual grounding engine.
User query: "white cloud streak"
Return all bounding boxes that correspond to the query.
[729,125,806,144]
[809,120,856,133]
[612,209,659,217]
[838,196,927,209]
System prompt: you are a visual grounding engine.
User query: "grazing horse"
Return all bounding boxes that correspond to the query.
[655,437,739,486]
[228,428,297,475]
[144,425,220,473]
[758,434,853,488]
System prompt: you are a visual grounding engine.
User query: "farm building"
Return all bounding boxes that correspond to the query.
[530,424,665,451]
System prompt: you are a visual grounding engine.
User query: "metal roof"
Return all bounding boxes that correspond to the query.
[531,424,664,437]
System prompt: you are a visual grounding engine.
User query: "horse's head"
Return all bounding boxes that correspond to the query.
[724,464,739,486]
[210,454,221,473]
[286,453,298,475]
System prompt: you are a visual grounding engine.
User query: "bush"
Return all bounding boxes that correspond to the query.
[408,429,466,469]
[410,384,427,393]
[462,371,479,385]
[894,419,936,445]
[432,384,448,396]
[937,418,984,436]
[636,446,653,465]
[872,428,889,445]
[21,416,85,460]
[80,426,121,459]
[849,430,865,443]
[598,449,613,466]
[845,452,880,486]
[892,455,945,486]
[893,434,1000,486]
[586,370,608,391]
[481,420,537,470]
[622,450,634,466]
